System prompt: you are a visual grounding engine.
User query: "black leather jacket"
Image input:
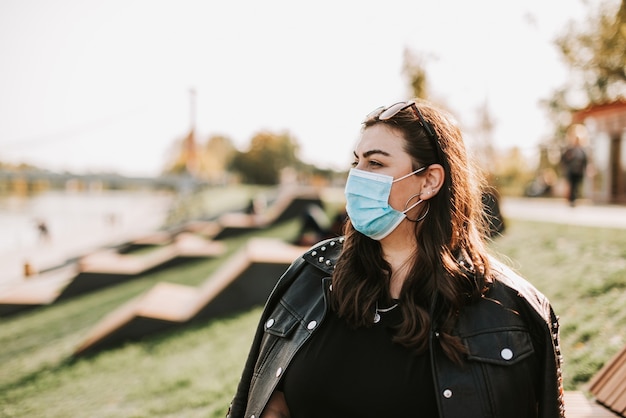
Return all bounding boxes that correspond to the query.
[228,237,565,418]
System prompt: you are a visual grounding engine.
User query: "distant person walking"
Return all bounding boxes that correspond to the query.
[35,219,50,242]
[561,124,589,206]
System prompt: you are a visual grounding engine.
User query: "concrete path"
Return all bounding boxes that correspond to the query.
[500,197,626,230]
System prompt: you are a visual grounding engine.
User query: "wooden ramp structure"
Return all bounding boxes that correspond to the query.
[58,233,225,299]
[0,187,323,318]
[0,265,78,316]
[208,186,323,240]
[0,233,225,316]
[588,344,626,417]
[73,238,308,356]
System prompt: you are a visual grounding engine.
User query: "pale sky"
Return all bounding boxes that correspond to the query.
[0,0,594,177]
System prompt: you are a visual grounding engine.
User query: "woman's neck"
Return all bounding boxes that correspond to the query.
[380,224,417,298]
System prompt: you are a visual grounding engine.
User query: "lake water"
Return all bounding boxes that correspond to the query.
[0,190,174,284]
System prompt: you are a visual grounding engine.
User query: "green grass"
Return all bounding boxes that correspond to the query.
[0,219,300,418]
[490,220,626,389]
[1,217,625,416]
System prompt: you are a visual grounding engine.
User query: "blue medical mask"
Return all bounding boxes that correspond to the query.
[345,167,426,240]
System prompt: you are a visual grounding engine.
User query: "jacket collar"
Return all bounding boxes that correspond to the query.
[302,236,344,275]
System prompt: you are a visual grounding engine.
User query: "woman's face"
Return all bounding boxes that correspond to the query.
[352,124,424,213]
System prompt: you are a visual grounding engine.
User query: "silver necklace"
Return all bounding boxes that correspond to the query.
[374,302,399,323]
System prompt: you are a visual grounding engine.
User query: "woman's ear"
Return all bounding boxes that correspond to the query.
[420,164,445,200]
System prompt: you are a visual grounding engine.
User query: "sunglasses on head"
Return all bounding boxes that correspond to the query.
[365,100,442,162]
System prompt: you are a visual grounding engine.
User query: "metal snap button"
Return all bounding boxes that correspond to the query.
[265,318,275,328]
[275,367,283,377]
[307,320,317,330]
[443,389,453,398]
[501,348,513,360]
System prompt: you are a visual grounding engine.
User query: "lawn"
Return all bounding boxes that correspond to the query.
[1,217,625,417]
[490,219,626,389]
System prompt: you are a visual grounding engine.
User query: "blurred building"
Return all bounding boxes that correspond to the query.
[573,100,626,204]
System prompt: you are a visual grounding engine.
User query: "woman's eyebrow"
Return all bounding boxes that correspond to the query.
[354,149,391,158]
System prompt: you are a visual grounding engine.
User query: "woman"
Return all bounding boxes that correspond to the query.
[228,99,564,418]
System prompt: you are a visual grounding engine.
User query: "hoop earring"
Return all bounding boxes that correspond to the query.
[403,193,422,210]
[414,202,430,222]
[403,194,429,222]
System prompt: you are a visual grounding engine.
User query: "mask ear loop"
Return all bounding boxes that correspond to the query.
[403,193,430,222]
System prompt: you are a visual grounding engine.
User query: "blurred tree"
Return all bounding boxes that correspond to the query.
[163,133,193,176]
[472,99,497,170]
[557,0,626,104]
[543,0,626,138]
[197,134,236,183]
[230,131,300,184]
[402,48,503,176]
[402,48,431,99]
[491,146,535,195]
[402,47,533,199]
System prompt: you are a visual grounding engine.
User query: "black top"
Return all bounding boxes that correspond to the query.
[280,302,439,418]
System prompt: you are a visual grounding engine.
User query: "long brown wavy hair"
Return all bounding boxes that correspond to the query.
[331,99,493,364]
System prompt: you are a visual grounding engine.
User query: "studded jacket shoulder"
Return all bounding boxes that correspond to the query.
[227,237,565,418]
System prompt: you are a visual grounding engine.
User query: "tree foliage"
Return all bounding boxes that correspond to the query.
[556,0,626,104]
[230,131,300,184]
[199,134,237,182]
[163,131,197,176]
[163,132,237,182]
[402,48,430,99]
[544,0,626,140]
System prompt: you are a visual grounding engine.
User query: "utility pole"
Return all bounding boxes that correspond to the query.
[184,88,198,176]
[189,87,197,133]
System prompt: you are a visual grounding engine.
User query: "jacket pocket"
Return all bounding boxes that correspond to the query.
[464,329,534,366]
[263,303,301,338]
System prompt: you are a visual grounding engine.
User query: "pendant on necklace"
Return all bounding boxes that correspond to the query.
[373,302,398,324]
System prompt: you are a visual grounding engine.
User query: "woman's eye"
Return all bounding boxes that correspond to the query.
[351,159,383,168]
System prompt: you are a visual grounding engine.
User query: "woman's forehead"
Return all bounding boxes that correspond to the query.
[355,125,406,156]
